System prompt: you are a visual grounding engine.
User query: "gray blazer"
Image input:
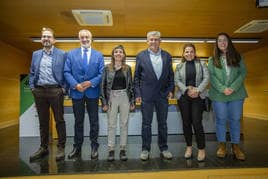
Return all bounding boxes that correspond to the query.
[174,59,209,99]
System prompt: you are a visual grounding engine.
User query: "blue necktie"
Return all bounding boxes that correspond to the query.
[83,48,88,71]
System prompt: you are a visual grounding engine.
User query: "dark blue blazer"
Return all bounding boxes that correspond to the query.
[29,47,67,90]
[64,47,104,99]
[134,49,174,102]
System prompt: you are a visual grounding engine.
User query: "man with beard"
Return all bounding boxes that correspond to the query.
[29,27,67,162]
[64,29,104,160]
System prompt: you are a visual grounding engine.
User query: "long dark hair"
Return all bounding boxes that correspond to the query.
[213,32,241,68]
[181,43,198,62]
[109,45,128,71]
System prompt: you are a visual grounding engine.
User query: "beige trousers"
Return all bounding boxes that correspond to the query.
[107,89,130,151]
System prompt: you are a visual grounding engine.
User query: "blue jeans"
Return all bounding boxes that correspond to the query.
[141,97,168,152]
[212,99,244,144]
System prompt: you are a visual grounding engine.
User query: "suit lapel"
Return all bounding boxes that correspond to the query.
[75,48,84,70]
[180,62,186,85]
[144,51,158,80]
[89,49,95,65]
[159,52,166,80]
[51,48,57,73]
[220,58,229,85]
[36,50,43,73]
[195,60,200,79]
[85,49,96,73]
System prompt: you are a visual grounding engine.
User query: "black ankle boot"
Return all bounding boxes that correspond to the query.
[120,150,128,161]
[67,147,81,159]
[108,150,115,161]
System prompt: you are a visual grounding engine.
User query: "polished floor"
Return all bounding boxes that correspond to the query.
[1,117,268,177]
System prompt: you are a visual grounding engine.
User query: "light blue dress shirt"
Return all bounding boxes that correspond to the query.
[37,47,58,85]
[148,48,163,79]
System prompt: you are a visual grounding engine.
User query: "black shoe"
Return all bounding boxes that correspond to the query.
[56,147,65,161]
[91,148,98,160]
[67,147,81,159]
[119,150,128,161]
[30,147,49,162]
[107,150,115,162]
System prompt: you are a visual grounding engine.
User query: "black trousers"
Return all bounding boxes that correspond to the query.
[72,97,99,150]
[32,87,66,148]
[178,95,205,149]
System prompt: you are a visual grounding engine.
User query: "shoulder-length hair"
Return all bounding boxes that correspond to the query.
[213,32,241,68]
[181,43,199,62]
[109,45,128,71]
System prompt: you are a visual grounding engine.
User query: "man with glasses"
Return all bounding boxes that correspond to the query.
[29,27,67,162]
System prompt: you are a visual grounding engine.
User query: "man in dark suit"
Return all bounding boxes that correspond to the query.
[134,31,174,161]
[64,29,104,160]
[29,27,67,161]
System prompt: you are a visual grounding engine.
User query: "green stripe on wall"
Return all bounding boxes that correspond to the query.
[20,74,34,115]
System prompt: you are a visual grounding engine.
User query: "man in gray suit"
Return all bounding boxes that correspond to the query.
[29,27,67,162]
[134,31,174,161]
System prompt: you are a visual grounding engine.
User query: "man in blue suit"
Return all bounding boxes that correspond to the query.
[64,29,104,160]
[29,27,67,162]
[134,31,174,161]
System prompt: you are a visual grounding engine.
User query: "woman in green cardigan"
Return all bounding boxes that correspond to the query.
[208,32,248,161]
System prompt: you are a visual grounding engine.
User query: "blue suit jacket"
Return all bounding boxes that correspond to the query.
[134,49,174,102]
[29,47,67,90]
[64,47,104,99]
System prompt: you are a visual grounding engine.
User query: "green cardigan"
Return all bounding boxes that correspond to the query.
[207,57,248,102]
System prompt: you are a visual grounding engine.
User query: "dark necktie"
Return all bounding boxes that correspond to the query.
[83,48,88,71]
[83,48,88,64]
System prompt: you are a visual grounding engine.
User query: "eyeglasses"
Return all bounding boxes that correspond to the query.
[42,35,53,39]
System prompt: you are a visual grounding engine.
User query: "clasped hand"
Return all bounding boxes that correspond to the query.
[223,88,233,95]
[187,86,199,98]
[76,81,91,92]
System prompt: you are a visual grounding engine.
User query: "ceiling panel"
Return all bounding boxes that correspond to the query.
[0,0,267,57]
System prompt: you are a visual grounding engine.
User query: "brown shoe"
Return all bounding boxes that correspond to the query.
[216,142,227,158]
[30,147,49,162]
[56,147,65,161]
[232,144,246,161]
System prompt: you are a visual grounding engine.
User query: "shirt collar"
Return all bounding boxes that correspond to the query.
[148,48,161,56]
[81,46,91,52]
[43,46,54,55]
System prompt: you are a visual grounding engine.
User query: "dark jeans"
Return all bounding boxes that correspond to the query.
[32,87,66,148]
[141,97,168,151]
[178,95,205,149]
[72,97,99,150]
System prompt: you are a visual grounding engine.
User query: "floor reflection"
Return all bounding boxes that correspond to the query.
[0,117,268,177]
